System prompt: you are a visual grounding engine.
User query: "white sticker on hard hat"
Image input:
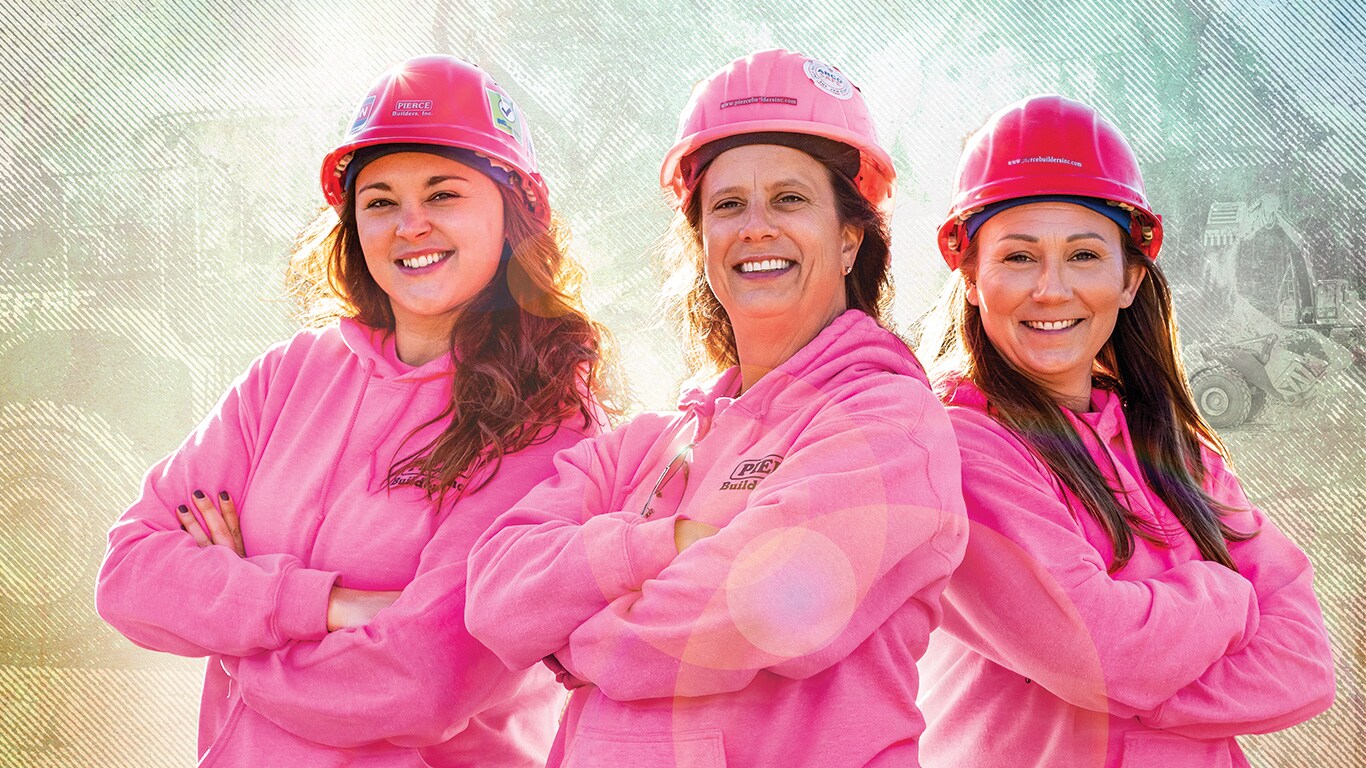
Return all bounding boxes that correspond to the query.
[487,88,524,145]
[391,99,434,117]
[803,59,853,101]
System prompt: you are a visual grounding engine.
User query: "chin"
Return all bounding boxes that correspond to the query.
[725,302,796,325]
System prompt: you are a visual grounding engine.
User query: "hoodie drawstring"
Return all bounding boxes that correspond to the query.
[306,357,375,558]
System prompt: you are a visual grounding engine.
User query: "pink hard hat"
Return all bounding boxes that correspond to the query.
[660,49,896,211]
[320,54,550,224]
[937,94,1162,269]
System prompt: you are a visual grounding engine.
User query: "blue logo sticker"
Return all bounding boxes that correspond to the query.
[349,95,376,133]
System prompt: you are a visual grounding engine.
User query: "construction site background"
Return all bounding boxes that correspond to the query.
[1,1,1362,765]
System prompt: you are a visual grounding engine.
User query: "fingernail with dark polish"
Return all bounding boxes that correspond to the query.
[219,491,230,501]
[193,489,205,499]
[177,505,189,514]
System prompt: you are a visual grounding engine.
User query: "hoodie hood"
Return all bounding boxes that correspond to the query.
[936,374,988,412]
[339,317,454,383]
[939,374,1122,436]
[677,309,926,417]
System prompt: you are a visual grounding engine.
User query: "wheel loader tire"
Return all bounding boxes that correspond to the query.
[1191,365,1254,429]
[1246,388,1268,421]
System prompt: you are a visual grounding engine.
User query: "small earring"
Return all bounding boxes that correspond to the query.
[843,264,853,276]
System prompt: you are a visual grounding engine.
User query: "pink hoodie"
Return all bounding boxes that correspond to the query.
[96,318,591,767]
[918,380,1335,768]
[466,310,968,767]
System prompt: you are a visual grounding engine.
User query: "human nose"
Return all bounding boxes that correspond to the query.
[737,200,778,241]
[394,204,432,240]
[1032,260,1073,303]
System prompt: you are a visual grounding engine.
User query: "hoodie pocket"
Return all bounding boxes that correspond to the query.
[1119,730,1235,768]
[564,727,726,768]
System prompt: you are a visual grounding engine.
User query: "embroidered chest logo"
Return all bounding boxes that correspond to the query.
[387,470,465,493]
[719,454,783,491]
[388,469,430,489]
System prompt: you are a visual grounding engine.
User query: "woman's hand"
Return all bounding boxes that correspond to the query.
[542,654,589,690]
[176,490,246,557]
[326,586,402,632]
[675,518,720,553]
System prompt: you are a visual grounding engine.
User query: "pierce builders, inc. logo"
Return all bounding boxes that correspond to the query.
[719,454,783,491]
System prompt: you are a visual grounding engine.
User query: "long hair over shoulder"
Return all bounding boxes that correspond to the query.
[287,182,619,505]
[917,233,1255,572]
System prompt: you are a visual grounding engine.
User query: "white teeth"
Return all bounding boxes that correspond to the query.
[1024,319,1080,331]
[400,252,449,269]
[738,259,794,273]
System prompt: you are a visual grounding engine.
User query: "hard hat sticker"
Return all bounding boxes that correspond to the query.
[349,95,376,134]
[803,59,853,101]
[391,99,434,117]
[487,89,523,145]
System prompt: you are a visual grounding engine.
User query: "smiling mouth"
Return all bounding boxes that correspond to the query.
[398,251,451,270]
[737,258,795,274]
[1022,319,1082,331]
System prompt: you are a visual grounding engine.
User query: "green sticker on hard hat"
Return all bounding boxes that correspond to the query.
[803,59,854,101]
[487,88,524,145]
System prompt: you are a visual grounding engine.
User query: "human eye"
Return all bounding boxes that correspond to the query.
[429,189,464,202]
[775,192,807,205]
[1002,251,1034,263]
[361,196,394,210]
[712,198,742,212]
[1070,249,1100,262]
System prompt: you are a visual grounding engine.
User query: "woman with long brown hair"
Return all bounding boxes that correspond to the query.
[916,94,1334,767]
[96,55,610,766]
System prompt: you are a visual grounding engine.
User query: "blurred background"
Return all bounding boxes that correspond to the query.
[0,0,1362,765]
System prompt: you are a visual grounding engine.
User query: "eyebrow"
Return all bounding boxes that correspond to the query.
[357,175,470,194]
[1067,232,1108,242]
[996,232,1109,243]
[706,178,813,200]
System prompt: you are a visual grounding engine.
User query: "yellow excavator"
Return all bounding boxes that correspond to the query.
[1182,196,1363,429]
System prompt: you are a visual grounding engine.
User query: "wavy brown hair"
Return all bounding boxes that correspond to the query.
[917,233,1256,572]
[288,181,618,504]
[662,151,894,373]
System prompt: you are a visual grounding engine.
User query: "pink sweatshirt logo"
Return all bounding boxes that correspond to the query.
[719,454,783,491]
[387,469,465,493]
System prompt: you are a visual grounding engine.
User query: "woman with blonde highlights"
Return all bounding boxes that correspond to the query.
[97,55,610,766]
[916,94,1334,767]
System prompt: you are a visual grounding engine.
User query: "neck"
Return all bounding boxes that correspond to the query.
[1050,378,1094,413]
[393,314,456,367]
[732,305,844,393]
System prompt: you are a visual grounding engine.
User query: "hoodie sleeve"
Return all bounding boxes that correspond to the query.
[465,414,684,673]
[95,340,339,657]
[936,409,1263,716]
[227,423,588,749]
[557,385,968,701]
[1136,449,1335,737]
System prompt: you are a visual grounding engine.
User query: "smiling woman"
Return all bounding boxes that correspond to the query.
[966,202,1145,411]
[465,49,967,768]
[353,151,506,365]
[916,94,1334,768]
[696,144,862,383]
[94,54,613,767]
